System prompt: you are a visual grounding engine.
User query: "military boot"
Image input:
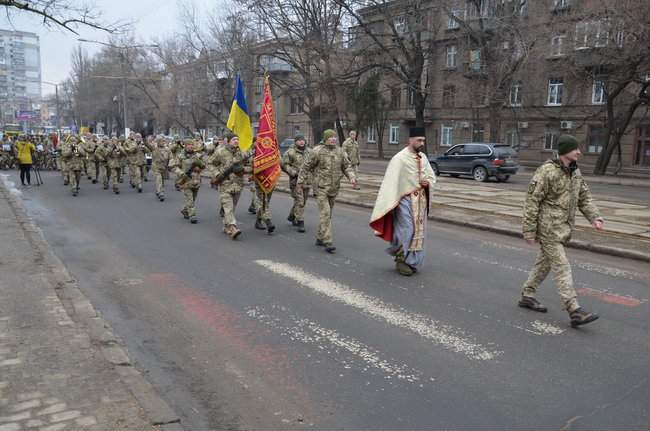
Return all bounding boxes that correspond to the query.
[287,213,295,224]
[569,308,599,328]
[296,221,305,233]
[266,220,275,234]
[138,185,143,193]
[248,204,257,214]
[92,179,97,184]
[518,296,548,313]
[190,216,198,224]
[181,208,189,219]
[255,219,266,230]
[159,193,165,202]
[315,239,326,247]
[324,243,336,253]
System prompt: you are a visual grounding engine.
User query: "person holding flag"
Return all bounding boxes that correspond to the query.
[252,75,282,234]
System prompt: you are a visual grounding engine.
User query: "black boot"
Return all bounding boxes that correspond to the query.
[248,204,257,214]
[570,308,599,328]
[324,243,336,253]
[287,213,295,224]
[255,219,266,230]
[296,220,305,233]
[518,296,548,313]
[315,239,326,247]
[266,220,275,234]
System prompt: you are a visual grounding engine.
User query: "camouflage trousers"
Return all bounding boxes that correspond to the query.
[249,181,259,212]
[255,184,273,221]
[110,167,121,191]
[70,170,82,192]
[98,163,110,187]
[316,191,336,244]
[153,169,166,196]
[220,190,241,228]
[289,180,309,222]
[90,160,100,181]
[129,164,145,188]
[522,241,579,312]
[183,188,199,217]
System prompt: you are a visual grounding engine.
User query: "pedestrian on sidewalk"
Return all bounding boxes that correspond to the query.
[298,129,357,253]
[342,130,361,190]
[519,134,604,328]
[369,127,436,276]
[15,135,35,186]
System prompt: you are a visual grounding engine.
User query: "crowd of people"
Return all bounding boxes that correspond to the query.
[3,127,605,327]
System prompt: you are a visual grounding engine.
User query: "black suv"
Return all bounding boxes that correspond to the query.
[428,143,519,182]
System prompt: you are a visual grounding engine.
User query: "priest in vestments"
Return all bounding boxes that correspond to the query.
[369,127,436,276]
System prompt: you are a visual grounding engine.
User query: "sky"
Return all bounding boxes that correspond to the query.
[1,0,215,97]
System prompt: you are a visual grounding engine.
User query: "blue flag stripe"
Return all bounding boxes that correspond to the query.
[234,74,249,114]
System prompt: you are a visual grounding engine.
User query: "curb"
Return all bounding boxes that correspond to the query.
[0,181,186,430]
[274,186,650,264]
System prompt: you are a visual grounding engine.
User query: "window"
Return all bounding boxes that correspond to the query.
[509,81,522,106]
[547,78,564,105]
[592,79,606,104]
[389,124,400,144]
[594,20,609,47]
[446,45,457,68]
[588,126,605,153]
[505,129,520,148]
[441,124,453,146]
[390,88,401,109]
[447,9,462,29]
[367,126,376,143]
[544,131,559,150]
[575,22,590,49]
[551,35,567,56]
[255,79,263,95]
[469,49,481,71]
[394,16,408,34]
[442,85,456,108]
[472,123,484,142]
[290,96,304,114]
[554,0,570,10]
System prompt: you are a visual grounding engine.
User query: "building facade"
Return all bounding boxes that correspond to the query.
[0,29,41,124]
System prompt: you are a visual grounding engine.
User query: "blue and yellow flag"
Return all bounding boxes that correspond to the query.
[226,74,254,151]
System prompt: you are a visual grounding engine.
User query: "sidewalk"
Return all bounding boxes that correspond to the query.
[275,171,650,263]
[0,180,185,431]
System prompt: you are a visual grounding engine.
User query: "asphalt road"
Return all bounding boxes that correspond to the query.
[10,170,650,431]
[359,159,650,204]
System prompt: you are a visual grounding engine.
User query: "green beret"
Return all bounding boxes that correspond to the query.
[558,134,579,155]
[322,129,336,141]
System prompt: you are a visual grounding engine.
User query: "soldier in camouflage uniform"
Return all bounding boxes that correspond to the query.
[94,138,111,189]
[107,138,125,194]
[60,135,87,196]
[144,135,171,201]
[208,133,252,239]
[342,130,361,190]
[520,135,604,328]
[59,135,71,185]
[124,133,147,192]
[82,135,99,183]
[298,129,357,253]
[170,136,184,191]
[169,139,205,224]
[281,134,311,232]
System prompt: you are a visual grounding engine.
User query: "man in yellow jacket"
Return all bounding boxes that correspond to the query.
[15,135,35,186]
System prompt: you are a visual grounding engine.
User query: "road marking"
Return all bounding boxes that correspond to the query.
[577,286,644,307]
[530,320,565,335]
[248,306,429,386]
[574,261,650,282]
[0,174,22,197]
[255,260,501,361]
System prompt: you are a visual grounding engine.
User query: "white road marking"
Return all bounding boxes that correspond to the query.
[247,306,429,385]
[530,320,565,335]
[575,261,649,282]
[255,260,501,361]
[458,306,565,336]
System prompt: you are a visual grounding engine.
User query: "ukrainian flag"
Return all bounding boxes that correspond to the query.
[227,74,254,151]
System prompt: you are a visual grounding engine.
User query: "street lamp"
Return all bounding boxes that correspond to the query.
[77,39,160,137]
[42,80,62,139]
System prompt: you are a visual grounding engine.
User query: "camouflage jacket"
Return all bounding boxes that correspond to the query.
[144,141,171,172]
[169,150,204,190]
[207,145,252,194]
[342,138,360,165]
[107,143,125,169]
[123,139,147,165]
[298,144,355,196]
[94,143,109,163]
[60,140,87,171]
[82,140,98,161]
[281,145,311,184]
[522,159,602,243]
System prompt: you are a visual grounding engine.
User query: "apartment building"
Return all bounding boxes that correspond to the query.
[0,29,41,123]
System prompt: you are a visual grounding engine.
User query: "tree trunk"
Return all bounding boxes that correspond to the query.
[488,102,501,143]
[593,133,619,175]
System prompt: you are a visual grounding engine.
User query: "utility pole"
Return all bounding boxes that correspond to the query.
[42,81,62,141]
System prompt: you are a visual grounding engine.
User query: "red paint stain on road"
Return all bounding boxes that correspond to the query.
[577,287,642,307]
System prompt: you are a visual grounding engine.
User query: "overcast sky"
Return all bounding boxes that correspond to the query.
[1,0,214,96]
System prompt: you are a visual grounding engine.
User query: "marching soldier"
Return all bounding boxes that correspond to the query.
[169,139,205,224]
[520,135,604,328]
[94,138,111,189]
[144,135,171,202]
[298,129,357,253]
[281,134,311,232]
[107,138,125,194]
[124,132,147,192]
[208,133,252,239]
[342,130,361,190]
[82,135,99,183]
[60,135,87,196]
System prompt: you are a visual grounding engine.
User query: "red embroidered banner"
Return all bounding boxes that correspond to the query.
[253,76,281,193]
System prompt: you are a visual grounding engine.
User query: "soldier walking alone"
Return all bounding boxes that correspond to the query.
[519,135,604,328]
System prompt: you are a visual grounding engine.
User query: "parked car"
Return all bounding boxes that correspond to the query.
[279,138,294,154]
[428,143,519,182]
